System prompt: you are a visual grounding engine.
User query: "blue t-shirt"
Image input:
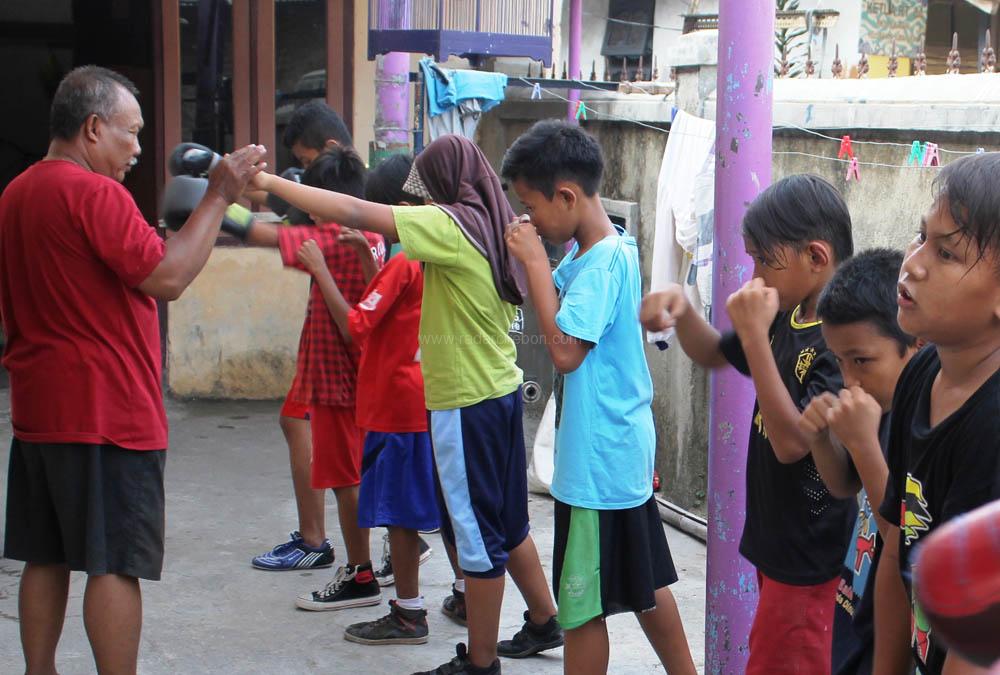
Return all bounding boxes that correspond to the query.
[550,227,655,510]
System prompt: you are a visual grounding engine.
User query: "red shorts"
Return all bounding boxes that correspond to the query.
[746,571,839,675]
[279,395,310,420]
[310,404,363,489]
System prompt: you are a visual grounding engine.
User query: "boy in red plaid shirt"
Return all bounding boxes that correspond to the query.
[246,147,387,609]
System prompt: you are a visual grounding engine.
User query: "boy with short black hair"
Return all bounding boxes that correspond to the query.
[874,152,1000,675]
[641,174,858,673]
[503,119,696,675]
[798,248,920,675]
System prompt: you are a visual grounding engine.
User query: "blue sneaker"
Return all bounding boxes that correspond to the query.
[252,531,334,571]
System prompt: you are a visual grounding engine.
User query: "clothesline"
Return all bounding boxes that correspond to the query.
[518,78,991,169]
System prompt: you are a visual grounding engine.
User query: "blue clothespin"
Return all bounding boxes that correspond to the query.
[575,101,587,120]
[531,82,541,100]
[907,141,923,166]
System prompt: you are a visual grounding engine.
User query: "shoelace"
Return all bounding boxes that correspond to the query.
[319,566,350,598]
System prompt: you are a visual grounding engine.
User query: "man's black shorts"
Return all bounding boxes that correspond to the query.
[4,439,166,580]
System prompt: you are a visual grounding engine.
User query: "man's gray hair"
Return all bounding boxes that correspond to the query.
[49,65,139,140]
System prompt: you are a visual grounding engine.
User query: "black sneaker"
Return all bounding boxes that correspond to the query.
[295,562,381,611]
[374,532,434,587]
[344,599,429,645]
[441,585,467,626]
[411,643,500,675]
[496,611,564,658]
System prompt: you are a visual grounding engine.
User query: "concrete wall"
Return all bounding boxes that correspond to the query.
[167,247,309,399]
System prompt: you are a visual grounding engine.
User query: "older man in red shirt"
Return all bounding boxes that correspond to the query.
[0,65,264,674]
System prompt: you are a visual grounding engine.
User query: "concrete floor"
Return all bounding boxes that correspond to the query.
[0,394,707,674]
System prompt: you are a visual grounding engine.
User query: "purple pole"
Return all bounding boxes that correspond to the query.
[706,0,774,672]
[373,0,410,163]
[567,0,582,122]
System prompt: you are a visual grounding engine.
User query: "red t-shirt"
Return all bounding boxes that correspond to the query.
[348,254,426,433]
[278,223,384,408]
[0,161,167,450]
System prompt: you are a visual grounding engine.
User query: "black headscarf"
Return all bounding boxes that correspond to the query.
[412,135,526,306]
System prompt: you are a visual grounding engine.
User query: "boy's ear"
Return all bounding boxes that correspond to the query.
[806,241,833,270]
[556,184,577,210]
[324,139,340,150]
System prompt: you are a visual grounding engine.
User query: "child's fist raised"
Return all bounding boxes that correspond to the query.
[826,386,882,454]
[799,392,837,443]
[726,277,779,341]
[639,285,688,332]
[504,215,546,265]
[296,239,327,276]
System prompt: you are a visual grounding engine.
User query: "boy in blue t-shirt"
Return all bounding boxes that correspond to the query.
[503,120,696,675]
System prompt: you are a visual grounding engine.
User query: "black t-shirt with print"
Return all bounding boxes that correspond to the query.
[720,309,857,585]
[831,416,891,675]
[878,345,1000,675]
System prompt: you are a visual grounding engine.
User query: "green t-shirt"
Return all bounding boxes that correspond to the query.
[393,205,522,410]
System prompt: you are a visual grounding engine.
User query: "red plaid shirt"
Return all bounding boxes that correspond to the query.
[278,224,385,408]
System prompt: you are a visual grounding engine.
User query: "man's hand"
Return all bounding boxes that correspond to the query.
[207,144,267,204]
[338,227,370,252]
[800,392,837,444]
[726,277,779,342]
[639,284,688,333]
[297,240,327,277]
[826,386,883,454]
[504,216,547,266]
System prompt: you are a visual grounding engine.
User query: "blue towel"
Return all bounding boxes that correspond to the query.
[419,58,507,116]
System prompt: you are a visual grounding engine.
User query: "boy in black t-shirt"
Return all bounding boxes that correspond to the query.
[875,153,1000,675]
[641,174,857,673]
[798,249,920,675]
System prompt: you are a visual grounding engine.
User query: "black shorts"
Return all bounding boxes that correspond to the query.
[4,439,166,580]
[552,495,678,629]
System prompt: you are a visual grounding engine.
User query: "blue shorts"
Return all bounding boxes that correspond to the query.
[431,387,530,579]
[357,431,440,532]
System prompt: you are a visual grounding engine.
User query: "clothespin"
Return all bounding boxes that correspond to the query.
[923,142,940,167]
[838,135,854,160]
[977,147,986,154]
[530,82,541,100]
[575,100,587,120]
[846,156,861,182]
[907,141,923,166]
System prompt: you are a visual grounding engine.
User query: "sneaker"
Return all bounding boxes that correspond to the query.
[496,611,564,658]
[373,532,434,587]
[411,643,500,675]
[441,585,467,626]
[251,531,334,571]
[295,563,381,611]
[344,599,429,645]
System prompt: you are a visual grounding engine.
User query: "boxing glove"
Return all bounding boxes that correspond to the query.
[161,175,255,240]
[169,142,221,177]
[913,499,1000,667]
[266,167,303,217]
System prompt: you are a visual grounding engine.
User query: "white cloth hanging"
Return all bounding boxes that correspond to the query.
[646,110,716,345]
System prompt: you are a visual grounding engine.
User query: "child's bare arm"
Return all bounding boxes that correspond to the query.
[505,220,590,373]
[728,279,813,463]
[297,240,352,341]
[826,386,889,512]
[339,227,379,284]
[639,285,727,368]
[873,526,915,675]
[252,172,398,241]
[942,655,992,675]
[800,393,860,497]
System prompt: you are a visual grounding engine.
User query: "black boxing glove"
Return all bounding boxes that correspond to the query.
[161,175,255,240]
[169,142,221,177]
[266,167,304,216]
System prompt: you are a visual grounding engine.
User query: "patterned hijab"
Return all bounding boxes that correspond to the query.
[405,135,526,306]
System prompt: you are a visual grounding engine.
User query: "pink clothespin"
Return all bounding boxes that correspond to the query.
[846,156,861,182]
[923,142,940,167]
[531,82,542,100]
[838,135,854,160]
